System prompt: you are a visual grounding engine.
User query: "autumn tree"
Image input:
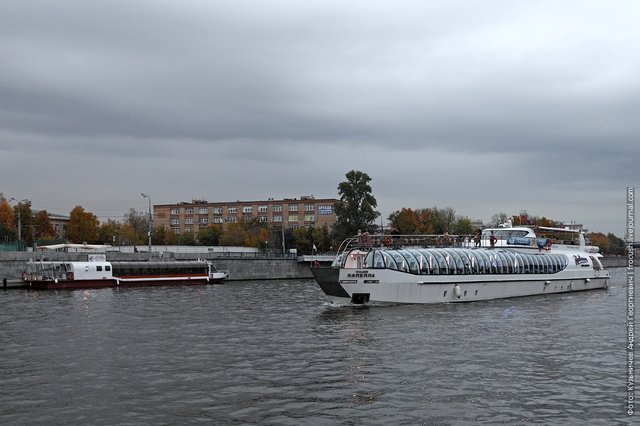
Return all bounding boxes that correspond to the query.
[177,231,196,246]
[98,219,123,246]
[67,206,99,243]
[33,210,55,240]
[490,212,509,227]
[429,207,456,234]
[388,208,420,234]
[531,216,562,228]
[197,225,223,246]
[13,200,34,245]
[415,209,433,234]
[0,196,16,241]
[607,232,626,255]
[333,170,379,241]
[317,224,333,252]
[452,217,475,235]
[152,225,175,245]
[123,208,148,249]
[588,232,610,254]
[219,223,247,246]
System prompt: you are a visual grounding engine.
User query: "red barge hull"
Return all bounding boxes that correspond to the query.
[26,275,215,290]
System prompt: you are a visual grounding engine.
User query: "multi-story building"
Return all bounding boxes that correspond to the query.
[153,196,338,235]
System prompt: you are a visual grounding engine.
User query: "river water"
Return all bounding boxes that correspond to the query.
[0,268,635,425]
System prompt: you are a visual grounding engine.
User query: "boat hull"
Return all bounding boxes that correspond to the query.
[316,268,609,305]
[26,275,222,290]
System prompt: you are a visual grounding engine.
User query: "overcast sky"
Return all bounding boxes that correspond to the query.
[1,1,638,236]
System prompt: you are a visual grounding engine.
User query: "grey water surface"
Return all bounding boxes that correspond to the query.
[1,268,635,425]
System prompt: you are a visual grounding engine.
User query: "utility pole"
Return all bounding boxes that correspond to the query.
[9,198,26,249]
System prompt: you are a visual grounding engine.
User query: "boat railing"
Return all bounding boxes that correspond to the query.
[339,233,477,255]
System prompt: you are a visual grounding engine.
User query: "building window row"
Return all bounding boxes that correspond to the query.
[170,215,317,226]
[170,204,319,216]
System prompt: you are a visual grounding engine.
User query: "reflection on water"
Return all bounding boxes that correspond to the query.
[0,269,634,425]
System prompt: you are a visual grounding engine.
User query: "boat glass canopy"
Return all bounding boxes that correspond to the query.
[362,248,569,275]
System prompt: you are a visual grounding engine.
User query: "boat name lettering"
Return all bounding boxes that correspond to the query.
[348,270,376,278]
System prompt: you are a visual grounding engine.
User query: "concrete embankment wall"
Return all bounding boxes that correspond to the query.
[1,252,635,286]
[0,251,314,284]
[600,256,638,268]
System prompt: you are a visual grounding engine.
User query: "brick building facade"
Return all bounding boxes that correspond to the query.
[153,196,338,235]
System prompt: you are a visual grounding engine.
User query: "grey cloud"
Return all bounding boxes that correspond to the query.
[1,1,638,235]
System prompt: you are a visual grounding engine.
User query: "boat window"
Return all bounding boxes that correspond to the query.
[372,251,386,269]
[431,250,449,274]
[505,252,515,273]
[511,252,523,274]
[389,251,409,272]
[418,249,439,274]
[540,256,550,273]
[465,251,480,274]
[533,256,542,273]
[502,251,517,274]
[494,252,509,274]
[559,255,569,270]
[407,250,428,274]
[379,251,398,270]
[475,250,491,274]
[96,265,103,272]
[444,249,465,274]
[365,251,375,268]
[451,249,474,274]
[450,249,472,274]
[105,265,111,272]
[399,251,420,274]
[486,252,498,273]
[589,256,602,271]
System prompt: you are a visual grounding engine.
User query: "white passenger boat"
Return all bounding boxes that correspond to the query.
[311,228,609,305]
[23,259,229,290]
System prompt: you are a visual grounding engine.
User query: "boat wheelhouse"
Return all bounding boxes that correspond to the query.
[479,224,600,253]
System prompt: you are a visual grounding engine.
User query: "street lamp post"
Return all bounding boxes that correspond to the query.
[9,198,26,249]
[141,193,152,254]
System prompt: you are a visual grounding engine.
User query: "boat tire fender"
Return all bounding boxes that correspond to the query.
[454,284,461,299]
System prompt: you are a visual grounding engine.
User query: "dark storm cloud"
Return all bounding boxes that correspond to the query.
[1,1,638,235]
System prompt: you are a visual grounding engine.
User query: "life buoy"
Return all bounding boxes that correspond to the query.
[66,272,74,281]
[383,236,392,247]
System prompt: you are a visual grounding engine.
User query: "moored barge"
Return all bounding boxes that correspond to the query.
[23,259,228,290]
